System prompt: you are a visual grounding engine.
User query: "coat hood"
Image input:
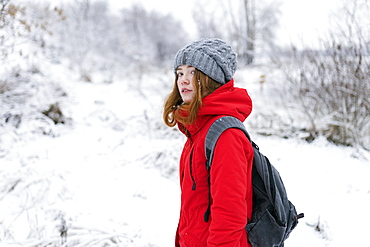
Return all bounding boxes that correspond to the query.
[179,79,252,136]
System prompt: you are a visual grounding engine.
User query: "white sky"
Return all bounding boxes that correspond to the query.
[278,0,340,47]
[49,0,341,47]
[108,0,341,47]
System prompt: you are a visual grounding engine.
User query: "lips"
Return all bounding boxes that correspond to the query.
[182,88,192,93]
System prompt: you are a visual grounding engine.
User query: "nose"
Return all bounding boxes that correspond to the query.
[180,75,191,85]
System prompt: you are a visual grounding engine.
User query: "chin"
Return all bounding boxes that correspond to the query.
[183,99,192,104]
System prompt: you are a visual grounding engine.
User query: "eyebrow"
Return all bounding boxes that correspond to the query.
[176,65,194,72]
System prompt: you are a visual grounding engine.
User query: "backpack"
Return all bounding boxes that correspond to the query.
[204,116,304,247]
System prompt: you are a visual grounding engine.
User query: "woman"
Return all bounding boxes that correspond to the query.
[163,38,254,247]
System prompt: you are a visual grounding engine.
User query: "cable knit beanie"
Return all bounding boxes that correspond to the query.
[174,38,237,84]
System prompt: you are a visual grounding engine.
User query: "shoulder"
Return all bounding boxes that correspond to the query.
[215,128,253,154]
[218,128,249,144]
[210,127,253,175]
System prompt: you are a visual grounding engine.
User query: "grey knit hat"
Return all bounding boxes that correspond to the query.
[173,38,237,84]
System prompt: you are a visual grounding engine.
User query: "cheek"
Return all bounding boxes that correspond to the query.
[176,80,181,92]
[189,81,196,91]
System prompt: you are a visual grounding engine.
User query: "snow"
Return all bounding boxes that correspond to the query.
[1,59,369,246]
[1,1,369,246]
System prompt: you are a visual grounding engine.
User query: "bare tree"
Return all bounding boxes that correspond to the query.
[243,0,256,64]
[121,3,190,66]
[0,0,11,25]
[192,0,281,65]
[192,1,226,39]
[121,3,191,93]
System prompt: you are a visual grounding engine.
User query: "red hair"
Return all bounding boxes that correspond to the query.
[163,69,221,127]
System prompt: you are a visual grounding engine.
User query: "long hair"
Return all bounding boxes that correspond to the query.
[163,69,221,127]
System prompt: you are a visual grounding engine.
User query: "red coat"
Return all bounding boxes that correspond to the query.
[176,80,254,247]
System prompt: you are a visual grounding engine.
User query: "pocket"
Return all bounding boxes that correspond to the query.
[246,208,286,247]
[180,232,207,247]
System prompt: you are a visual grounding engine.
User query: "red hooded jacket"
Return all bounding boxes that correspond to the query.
[175,80,254,247]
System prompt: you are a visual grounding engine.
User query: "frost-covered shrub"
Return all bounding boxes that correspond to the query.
[271,43,369,149]
[42,103,66,124]
[0,1,70,140]
[269,0,370,150]
[0,64,69,140]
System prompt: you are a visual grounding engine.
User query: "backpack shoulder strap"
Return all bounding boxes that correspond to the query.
[205,116,251,170]
[203,116,251,222]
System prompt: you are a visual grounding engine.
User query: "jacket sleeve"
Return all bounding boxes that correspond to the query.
[207,128,253,247]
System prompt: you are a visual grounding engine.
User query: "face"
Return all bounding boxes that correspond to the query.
[176,65,197,104]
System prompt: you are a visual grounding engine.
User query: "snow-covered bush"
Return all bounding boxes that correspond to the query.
[0,1,72,158]
[271,45,369,149]
[269,0,370,150]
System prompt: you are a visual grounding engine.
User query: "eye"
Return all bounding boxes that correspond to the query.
[177,72,184,77]
[190,70,195,75]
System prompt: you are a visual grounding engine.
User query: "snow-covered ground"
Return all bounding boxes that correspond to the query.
[0,61,369,247]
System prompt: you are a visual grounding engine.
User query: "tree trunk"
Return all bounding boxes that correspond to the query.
[244,0,255,64]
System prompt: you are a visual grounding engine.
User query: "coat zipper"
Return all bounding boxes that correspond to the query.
[183,126,196,191]
[189,148,196,190]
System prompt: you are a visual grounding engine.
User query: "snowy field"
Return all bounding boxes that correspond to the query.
[0,60,369,247]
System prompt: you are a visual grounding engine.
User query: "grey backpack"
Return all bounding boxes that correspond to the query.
[204,116,304,247]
